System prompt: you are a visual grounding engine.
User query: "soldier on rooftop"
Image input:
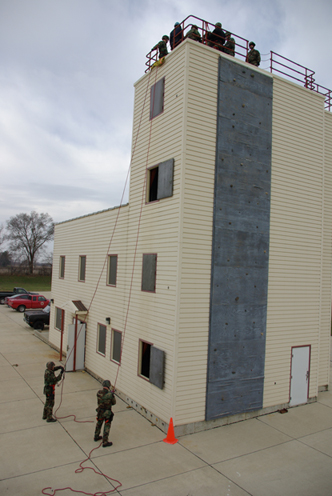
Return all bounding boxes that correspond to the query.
[152,35,169,59]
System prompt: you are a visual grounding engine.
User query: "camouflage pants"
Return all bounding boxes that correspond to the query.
[43,392,55,420]
[94,411,113,443]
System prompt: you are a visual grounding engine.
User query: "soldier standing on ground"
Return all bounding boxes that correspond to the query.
[152,35,169,59]
[43,361,64,422]
[224,31,235,56]
[247,41,261,66]
[94,380,116,448]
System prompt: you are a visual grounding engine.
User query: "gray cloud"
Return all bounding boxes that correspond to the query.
[0,0,330,229]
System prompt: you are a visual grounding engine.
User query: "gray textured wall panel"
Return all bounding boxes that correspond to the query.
[206,57,273,421]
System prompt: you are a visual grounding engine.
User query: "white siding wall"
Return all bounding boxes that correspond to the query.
[174,42,219,424]
[264,76,331,407]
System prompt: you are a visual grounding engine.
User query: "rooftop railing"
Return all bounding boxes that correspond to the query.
[145,15,331,111]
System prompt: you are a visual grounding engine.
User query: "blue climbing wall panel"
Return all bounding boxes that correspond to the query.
[206,57,273,420]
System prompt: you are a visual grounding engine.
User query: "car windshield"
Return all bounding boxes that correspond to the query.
[43,305,51,314]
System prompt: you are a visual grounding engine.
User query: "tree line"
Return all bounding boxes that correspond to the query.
[0,211,54,275]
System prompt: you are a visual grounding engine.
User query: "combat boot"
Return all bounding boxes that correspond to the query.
[102,441,113,448]
[47,417,57,422]
[94,436,102,441]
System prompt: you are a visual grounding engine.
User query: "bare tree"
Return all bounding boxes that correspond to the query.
[6,212,54,275]
[0,224,4,247]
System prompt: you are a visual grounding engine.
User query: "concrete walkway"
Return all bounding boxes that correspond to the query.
[0,302,332,496]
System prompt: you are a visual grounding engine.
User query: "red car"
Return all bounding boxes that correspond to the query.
[7,294,50,313]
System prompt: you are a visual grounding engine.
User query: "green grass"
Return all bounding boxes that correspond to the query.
[0,274,52,292]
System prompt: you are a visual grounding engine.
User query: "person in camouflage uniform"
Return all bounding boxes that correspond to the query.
[43,361,64,422]
[152,35,169,59]
[224,32,235,56]
[94,380,116,448]
[185,24,202,43]
[247,41,261,66]
[207,22,225,51]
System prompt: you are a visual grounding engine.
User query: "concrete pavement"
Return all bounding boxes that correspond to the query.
[0,301,332,495]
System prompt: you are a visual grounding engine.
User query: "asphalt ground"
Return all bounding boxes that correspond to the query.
[1,300,332,496]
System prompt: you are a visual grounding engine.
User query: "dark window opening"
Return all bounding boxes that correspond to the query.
[107,255,117,286]
[59,256,65,278]
[147,159,174,203]
[142,254,157,292]
[79,256,86,282]
[149,167,159,202]
[111,329,122,363]
[140,341,151,379]
[98,324,106,356]
[55,307,63,331]
[150,77,165,120]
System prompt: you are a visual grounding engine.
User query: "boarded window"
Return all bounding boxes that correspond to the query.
[139,340,165,389]
[142,254,157,292]
[97,324,106,356]
[107,255,117,286]
[59,256,65,278]
[55,307,64,331]
[111,329,122,363]
[148,159,174,202]
[150,77,165,120]
[79,256,86,282]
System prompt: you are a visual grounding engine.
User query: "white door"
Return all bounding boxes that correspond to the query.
[66,322,86,372]
[289,346,310,406]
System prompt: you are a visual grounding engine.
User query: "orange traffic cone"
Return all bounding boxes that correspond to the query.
[163,417,178,444]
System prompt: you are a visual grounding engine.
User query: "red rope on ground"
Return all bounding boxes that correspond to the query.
[41,443,122,496]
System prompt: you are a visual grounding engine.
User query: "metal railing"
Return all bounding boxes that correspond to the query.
[145,15,331,111]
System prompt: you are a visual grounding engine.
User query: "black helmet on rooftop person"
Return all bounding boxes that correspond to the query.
[174,22,180,26]
[46,361,55,370]
[215,22,222,27]
[249,41,255,47]
[162,35,169,41]
[102,380,111,389]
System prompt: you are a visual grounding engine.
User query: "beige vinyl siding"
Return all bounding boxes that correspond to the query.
[174,42,219,424]
[263,75,328,407]
[318,110,332,388]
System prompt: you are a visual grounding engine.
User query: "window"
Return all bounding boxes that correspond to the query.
[111,329,122,364]
[97,323,107,356]
[138,340,165,389]
[139,340,151,379]
[79,256,86,282]
[59,256,65,278]
[107,255,117,286]
[55,307,64,331]
[142,254,157,292]
[38,296,46,302]
[150,77,165,120]
[147,159,174,202]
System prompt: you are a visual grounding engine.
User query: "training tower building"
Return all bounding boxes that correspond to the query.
[49,25,332,435]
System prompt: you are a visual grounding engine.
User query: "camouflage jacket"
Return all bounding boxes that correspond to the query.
[153,40,168,58]
[96,389,116,413]
[247,48,261,66]
[224,38,235,56]
[185,28,201,43]
[44,368,62,394]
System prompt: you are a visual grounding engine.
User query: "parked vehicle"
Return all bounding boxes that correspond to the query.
[24,305,50,330]
[0,287,38,305]
[8,294,50,312]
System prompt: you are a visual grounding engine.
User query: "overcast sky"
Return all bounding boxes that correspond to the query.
[0,0,331,237]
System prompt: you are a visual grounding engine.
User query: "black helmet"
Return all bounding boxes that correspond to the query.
[249,41,255,47]
[102,380,111,389]
[46,361,55,370]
